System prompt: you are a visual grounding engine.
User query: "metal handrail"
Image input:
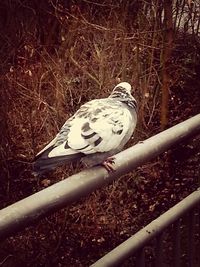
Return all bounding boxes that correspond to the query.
[90,188,200,267]
[0,114,200,240]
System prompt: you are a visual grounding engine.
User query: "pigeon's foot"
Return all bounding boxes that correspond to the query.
[102,156,116,172]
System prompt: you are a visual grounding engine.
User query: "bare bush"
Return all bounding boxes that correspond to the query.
[0,1,199,266]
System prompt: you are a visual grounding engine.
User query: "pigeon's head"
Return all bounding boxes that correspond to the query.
[109,82,137,110]
[113,82,131,93]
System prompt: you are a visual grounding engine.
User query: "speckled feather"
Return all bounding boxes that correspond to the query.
[33,82,137,174]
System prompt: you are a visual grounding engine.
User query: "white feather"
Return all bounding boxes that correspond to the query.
[34,81,137,173]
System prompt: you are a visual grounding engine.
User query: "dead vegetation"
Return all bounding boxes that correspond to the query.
[0,0,200,266]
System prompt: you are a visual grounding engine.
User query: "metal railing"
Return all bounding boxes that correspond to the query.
[91,189,200,267]
[0,114,200,242]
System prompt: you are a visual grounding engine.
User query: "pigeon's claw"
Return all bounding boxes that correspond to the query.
[102,156,116,172]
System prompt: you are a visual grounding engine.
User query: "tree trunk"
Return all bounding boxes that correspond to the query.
[160,0,173,130]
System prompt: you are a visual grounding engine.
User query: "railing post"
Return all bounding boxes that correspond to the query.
[173,219,181,267]
[155,234,163,267]
[188,210,195,267]
[136,248,145,267]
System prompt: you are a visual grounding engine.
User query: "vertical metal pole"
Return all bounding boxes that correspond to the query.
[173,219,181,267]
[155,234,163,267]
[136,248,145,267]
[91,190,200,267]
[198,205,200,266]
[188,210,195,267]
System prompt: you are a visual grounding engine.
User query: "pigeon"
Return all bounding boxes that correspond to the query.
[33,82,137,174]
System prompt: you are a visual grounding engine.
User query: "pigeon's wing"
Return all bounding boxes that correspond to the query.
[33,99,135,174]
[65,99,136,154]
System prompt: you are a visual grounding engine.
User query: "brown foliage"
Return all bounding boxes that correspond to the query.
[0,0,200,266]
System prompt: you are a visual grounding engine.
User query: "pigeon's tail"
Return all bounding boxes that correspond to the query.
[33,147,83,175]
